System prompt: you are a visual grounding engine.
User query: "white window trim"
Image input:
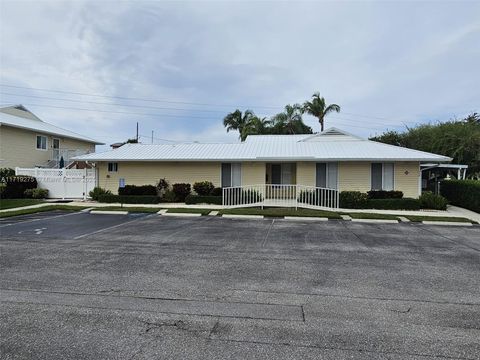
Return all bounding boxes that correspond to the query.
[107,162,118,172]
[231,162,242,187]
[36,134,48,151]
[370,162,395,191]
[315,162,338,190]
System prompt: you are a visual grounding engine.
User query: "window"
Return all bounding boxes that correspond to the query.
[371,163,394,190]
[270,163,295,185]
[108,162,118,172]
[316,162,338,189]
[36,135,47,150]
[221,163,241,187]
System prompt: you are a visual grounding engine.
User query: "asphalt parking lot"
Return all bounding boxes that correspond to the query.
[1,211,479,359]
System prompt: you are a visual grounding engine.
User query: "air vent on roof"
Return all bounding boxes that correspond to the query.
[321,129,345,136]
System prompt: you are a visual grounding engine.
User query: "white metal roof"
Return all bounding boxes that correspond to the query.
[74,127,452,163]
[0,105,104,145]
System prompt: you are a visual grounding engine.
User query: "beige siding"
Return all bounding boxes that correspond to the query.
[338,162,371,192]
[394,162,420,198]
[297,162,316,186]
[338,161,420,198]
[0,125,95,168]
[242,162,265,185]
[97,161,221,194]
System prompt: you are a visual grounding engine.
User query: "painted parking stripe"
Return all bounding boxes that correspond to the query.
[0,211,82,228]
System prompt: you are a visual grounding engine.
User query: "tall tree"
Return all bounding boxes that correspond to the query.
[303,92,340,132]
[223,109,256,140]
[241,116,271,140]
[271,104,312,134]
[370,113,480,177]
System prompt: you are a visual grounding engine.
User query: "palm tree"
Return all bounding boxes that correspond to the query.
[303,92,340,132]
[271,104,312,134]
[223,109,256,140]
[241,116,271,140]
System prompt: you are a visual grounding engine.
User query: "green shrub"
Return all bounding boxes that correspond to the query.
[89,187,112,201]
[185,195,222,205]
[366,198,420,210]
[118,184,157,196]
[193,181,215,196]
[25,188,49,199]
[161,190,177,202]
[0,168,15,179]
[441,179,480,212]
[97,194,160,204]
[419,191,448,210]
[210,187,222,196]
[1,176,37,198]
[339,191,368,209]
[367,190,403,199]
[0,183,6,196]
[172,183,191,202]
[156,178,169,197]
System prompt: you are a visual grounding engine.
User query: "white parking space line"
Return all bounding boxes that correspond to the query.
[0,211,82,228]
[73,215,152,240]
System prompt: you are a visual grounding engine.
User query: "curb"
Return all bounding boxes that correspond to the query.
[162,212,202,217]
[351,218,398,224]
[90,210,129,215]
[283,216,328,221]
[221,214,264,220]
[422,221,473,226]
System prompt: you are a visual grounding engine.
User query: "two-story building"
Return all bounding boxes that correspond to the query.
[0,105,103,168]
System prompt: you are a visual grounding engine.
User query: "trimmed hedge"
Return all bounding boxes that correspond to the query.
[97,194,160,204]
[418,191,448,210]
[340,191,420,210]
[193,181,215,196]
[366,198,420,210]
[1,175,37,199]
[367,190,403,199]
[185,195,222,205]
[339,191,368,209]
[118,185,157,196]
[172,183,191,202]
[210,187,222,196]
[441,180,480,213]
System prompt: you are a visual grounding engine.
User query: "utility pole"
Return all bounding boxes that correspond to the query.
[136,122,139,142]
[151,130,154,144]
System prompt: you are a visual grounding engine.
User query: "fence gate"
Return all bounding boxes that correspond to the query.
[15,167,96,199]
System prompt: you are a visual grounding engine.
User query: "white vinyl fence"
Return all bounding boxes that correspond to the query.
[15,167,96,199]
[222,184,339,210]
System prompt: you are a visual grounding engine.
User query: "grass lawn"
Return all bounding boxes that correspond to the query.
[220,207,342,219]
[0,205,88,218]
[0,199,45,210]
[344,212,400,220]
[405,215,473,223]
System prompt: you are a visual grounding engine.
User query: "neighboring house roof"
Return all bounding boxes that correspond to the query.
[74,127,451,163]
[0,105,104,145]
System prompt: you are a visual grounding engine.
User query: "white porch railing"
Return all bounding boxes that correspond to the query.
[222,184,339,210]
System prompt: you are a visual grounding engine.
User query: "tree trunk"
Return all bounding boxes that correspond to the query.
[319,118,324,132]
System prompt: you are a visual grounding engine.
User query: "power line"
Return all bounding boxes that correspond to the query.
[0,91,229,114]
[0,83,280,109]
[0,101,391,131]
[0,83,419,123]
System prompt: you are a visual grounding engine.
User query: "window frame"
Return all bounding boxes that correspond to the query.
[370,162,394,191]
[36,134,48,151]
[221,162,241,188]
[107,162,118,172]
[316,162,338,189]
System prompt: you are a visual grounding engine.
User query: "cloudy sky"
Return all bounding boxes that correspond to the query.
[0,0,479,150]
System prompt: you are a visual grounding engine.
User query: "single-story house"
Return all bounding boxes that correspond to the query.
[0,105,104,168]
[74,128,451,201]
